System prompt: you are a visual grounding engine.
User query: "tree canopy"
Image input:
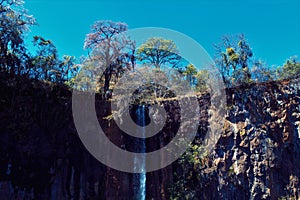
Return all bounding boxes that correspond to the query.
[214,35,254,87]
[136,37,182,69]
[0,0,35,74]
[277,56,300,80]
[82,20,135,94]
[0,5,298,93]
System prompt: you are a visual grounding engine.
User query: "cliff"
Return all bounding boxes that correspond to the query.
[171,79,300,199]
[0,73,299,199]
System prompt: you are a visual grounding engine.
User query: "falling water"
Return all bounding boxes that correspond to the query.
[133,105,146,200]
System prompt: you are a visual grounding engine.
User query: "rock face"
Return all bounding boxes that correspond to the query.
[177,78,300,200]
[0,73,299,199]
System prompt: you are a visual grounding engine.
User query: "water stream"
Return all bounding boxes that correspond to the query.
[133,105,146,200]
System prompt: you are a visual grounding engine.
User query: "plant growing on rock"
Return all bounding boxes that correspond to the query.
[214,34,256,87]
[277,56,300,80]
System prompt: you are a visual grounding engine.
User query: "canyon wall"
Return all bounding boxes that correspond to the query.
[0,73,299,199]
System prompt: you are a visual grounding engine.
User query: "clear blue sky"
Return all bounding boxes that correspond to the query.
[24,0,300,67]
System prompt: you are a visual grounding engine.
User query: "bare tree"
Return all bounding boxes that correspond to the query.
[84,20,135,94]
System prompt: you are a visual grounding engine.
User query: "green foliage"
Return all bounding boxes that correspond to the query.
[231,67,253,85]
[277,56,300,80]
[195,69,209,93]
[0,0,35,74]
[30,36,59,81]
[215,35,255,87]
[60,55,79,83]
[136,37,182,69]
[26,37,79,84]
[0,1,81,84]
[226,47,239,64]
[72,59,98,92]
[251,60,276,82]
[214,34,282,87]
[0,0,297,99]
[169,140,209,199]
[184,64,198,76]
[183,64,198,86]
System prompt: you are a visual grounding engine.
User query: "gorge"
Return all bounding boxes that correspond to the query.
[0,73,299,199]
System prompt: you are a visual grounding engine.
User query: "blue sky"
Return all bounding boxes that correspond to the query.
[24,0,300,67]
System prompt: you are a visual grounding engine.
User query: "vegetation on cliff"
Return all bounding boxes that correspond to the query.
[0,0,300,199]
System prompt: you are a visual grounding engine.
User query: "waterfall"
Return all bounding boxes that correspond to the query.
[133,105,146,200]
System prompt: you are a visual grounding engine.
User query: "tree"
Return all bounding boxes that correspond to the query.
[84,20,135,94]
[183,64,198,86]
[277,56,300,80]
[195,69,209,93]
[59,55,78,83]
[136,37,182,69]
[31,36,58,81]
[169,140,209,199]
[251,60,275,82]
[214,35,253,87]
[72,59,97,91]
[0,0,35,74]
